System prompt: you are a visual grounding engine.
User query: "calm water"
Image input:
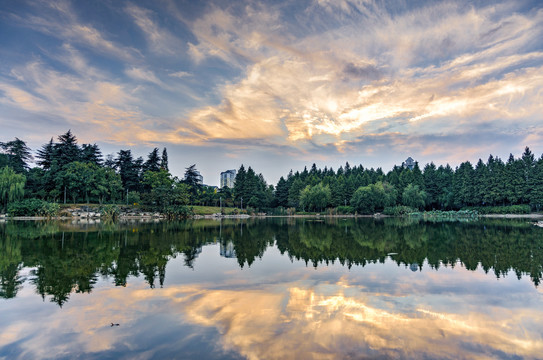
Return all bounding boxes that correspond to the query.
[1,218,543,359]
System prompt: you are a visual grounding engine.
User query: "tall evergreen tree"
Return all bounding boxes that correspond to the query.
[144,148,161,173]
[80,144,102,166]
[274,176,289,207]
[0,138,33,173]
[184,164,201,203]
[161,148,169,172]
[288,178,305,208]
[36,138,55,170]
[530,155,543,211]
[423,162,439,209]
[54,130,80,169]
[116,150,140,192]
[234,165,247,206]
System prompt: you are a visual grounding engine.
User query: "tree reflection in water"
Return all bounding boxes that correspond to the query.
[1,217,542,306]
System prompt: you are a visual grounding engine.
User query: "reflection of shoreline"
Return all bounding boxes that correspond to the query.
[2,217,543,306]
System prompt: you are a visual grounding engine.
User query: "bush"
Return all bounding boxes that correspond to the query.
[466,205,531,214]
[164,205,193,219]
[336,205,354,215]
[8,199,60,217]
[100,204,120,220]
[383,206,417,216]
[127,191,141,205]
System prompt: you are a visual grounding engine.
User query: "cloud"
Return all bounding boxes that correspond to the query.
[4,271,542,359]
[125,3,183,56]
[0,59,144,144]
[125,67,163,85]
[179,0,543,158]
[2,0,543,170]
[16,0,138,61]
[169,71,191,78]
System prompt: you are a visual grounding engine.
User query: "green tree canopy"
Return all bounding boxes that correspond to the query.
[299,183,331,212]
[0,166,26,211]
[0,138,33,173]
[402,184,427,210]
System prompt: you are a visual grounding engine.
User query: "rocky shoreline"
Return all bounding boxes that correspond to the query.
[1,208,542,222]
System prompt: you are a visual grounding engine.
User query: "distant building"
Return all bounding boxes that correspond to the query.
[220,169,236,188]
[402,157,416,170]
[220,240,236,258]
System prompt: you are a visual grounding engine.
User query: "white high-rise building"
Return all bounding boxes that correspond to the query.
[220,169,236,188]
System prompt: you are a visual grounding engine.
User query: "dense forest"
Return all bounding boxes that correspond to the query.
[1,130,543,215]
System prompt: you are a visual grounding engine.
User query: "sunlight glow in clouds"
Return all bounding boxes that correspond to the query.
[1,0,542,181]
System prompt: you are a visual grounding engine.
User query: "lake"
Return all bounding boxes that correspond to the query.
[1,217,542,359]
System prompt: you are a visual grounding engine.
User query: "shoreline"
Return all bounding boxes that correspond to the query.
[1,213,543,221]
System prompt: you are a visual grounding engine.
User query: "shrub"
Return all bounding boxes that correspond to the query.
[100,204,120,220]
[383,206,417,216]
[127,191,141,205]
[466,205,531,215]
[336,205,354,215]
[163,205,193,219]
[8,199,59,217]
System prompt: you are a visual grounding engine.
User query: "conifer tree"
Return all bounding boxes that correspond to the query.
[0,138,33,173]
[161,148,169,172]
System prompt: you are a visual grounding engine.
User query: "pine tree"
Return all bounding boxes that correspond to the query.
[54,130,80,169]
[161,148,169,172]
[275,176,289,207]
[288,178,305,208]
[234,165,246,207]
[0,138,33,173]
[144,148,161,173]
[80,143,102,166]
[116,150,140,192]
[529,155,543,211]
[423,162,439,209]
[521,147,535,203]
[36,138,54,170]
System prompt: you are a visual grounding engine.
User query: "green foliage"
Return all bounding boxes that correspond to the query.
[351,182,397,214]
[0,166,26,212]
[100,204,120,220]
[383,205,417,216]
[233,165,272,210]
[144,148,161,173]
[163,205,193,219]
[336,205,354,214]
[466,205,531,215]
[351,186,374,214]
[402,184,427,210]
[299,183,331,211]
[116,149,142,192]
[288,178,305,208]
[4,130,543,216]
[0,138,33,173]
[7,199,59,217]
[421,210,479,219]
[127,191,141,205]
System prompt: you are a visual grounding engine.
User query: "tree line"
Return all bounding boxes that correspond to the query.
[1,130,543,214]
[0,130,197,213]
[266,147,543,214]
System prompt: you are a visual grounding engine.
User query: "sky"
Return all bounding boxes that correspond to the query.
[1,0,542,187]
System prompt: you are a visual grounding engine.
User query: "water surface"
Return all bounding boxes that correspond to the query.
[1,218,542,359]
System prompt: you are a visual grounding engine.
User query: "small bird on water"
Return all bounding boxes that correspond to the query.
[110,323,120,327]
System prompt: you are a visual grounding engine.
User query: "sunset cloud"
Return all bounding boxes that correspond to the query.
[1,0,542,183]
